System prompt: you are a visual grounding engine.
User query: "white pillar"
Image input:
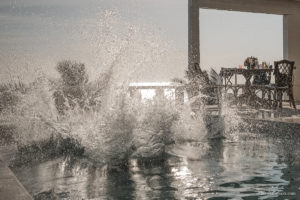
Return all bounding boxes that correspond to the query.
[188,0,200,69]
[284,14,300,102]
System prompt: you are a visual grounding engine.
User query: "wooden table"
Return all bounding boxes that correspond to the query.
[220,68,273,86]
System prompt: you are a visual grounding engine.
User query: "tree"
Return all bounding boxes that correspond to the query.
[54,60,88,112]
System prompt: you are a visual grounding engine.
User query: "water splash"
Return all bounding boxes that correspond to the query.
[0,9,246,168]
[0,12,186,167]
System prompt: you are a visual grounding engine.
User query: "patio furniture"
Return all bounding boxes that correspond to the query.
[220,67,273,107]
[273,60,296,109]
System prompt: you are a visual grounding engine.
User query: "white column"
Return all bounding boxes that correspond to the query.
[188,0,200,69]
[284,14,300,102]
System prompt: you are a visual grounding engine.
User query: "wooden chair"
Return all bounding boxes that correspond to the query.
[273,60,296,109]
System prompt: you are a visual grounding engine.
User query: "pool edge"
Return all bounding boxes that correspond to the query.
[0,158,33,200]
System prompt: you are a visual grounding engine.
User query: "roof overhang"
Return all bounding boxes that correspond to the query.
[191,0,300,15]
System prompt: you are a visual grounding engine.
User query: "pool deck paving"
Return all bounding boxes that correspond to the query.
[0,158,33,200]
[205,103,300,135]
[253,104,300,124]
[206,103,300,123]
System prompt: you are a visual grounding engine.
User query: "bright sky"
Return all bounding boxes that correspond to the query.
[0,0,283,83]
[200,9,283,70]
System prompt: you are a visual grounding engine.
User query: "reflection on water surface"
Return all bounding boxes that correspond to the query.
[10,138,300,200]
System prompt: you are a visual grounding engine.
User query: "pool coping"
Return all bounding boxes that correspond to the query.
[0,158,33,200]
[241,117,300,137]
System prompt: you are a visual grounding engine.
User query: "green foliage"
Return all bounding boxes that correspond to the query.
[12,134,84,167]
[56,60,88,87]
[0,81,27,113]
[54,60,89,113]
[53,60,114,114]
[173,63,220,107]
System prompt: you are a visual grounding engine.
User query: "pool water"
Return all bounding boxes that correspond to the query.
[7,137,300,200]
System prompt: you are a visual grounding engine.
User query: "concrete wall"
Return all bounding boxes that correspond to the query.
[285,14,300,101]
[188,0,300,101]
